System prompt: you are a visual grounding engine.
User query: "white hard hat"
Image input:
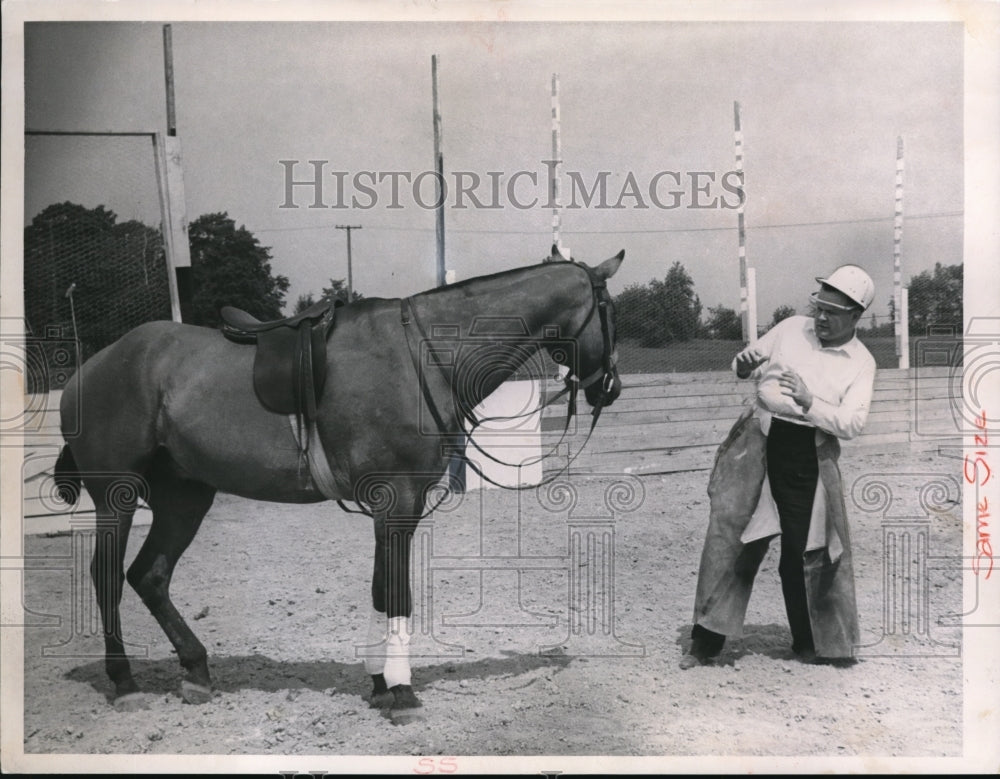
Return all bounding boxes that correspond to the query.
[815,264,875,310]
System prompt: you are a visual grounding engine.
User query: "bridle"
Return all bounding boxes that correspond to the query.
[336,264,619,518]
[470,270,617,432]
[417,264,618,491]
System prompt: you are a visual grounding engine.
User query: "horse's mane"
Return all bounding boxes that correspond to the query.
[413,260,588,300]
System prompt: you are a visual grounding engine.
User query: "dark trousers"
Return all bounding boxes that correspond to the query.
[766,418,819,653]
[691,417,818,658]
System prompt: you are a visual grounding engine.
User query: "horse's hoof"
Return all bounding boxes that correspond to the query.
[369,691,394,709]
[112,692,152,712]
[179,679,213,705]
[390,706,425,725]
[388,684,423,725]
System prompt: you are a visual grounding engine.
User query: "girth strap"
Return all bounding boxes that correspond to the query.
[289,416,340,500]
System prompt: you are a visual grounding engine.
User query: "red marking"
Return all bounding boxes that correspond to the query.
[974,497,993,579]
[414,757,458,775]
[967,408,993,579]
[964,453,992,486]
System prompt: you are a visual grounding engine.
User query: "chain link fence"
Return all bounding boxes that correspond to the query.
[609,266,959,376]
[24,133,174,390]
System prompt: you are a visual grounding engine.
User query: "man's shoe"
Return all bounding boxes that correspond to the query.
[679,652,714,670]
[813,656,858,668]
[793,647,818,664]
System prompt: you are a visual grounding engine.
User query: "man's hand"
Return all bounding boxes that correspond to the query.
[778,369,813,412]
[735,347,766,379]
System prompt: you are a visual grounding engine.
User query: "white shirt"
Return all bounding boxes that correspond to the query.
[735,315,876,440]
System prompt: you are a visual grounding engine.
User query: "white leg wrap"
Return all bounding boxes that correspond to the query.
[382,616,412,688]
[362,608,388,676]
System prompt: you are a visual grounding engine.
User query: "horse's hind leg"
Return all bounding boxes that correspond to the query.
[86,476,140,705]
[126,453,216,704]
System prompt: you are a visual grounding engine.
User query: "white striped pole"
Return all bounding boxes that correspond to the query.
[734,101,749,343]
[900,287,910,370]
[551,73,565,257]
[893,136,905,362]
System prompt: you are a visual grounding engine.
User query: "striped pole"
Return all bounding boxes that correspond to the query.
[900,287,910,370]
[893,136,905,361]
[551,73,564,256]
[734,101,749,343]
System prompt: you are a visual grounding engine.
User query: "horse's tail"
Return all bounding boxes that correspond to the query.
[53,444,82,506]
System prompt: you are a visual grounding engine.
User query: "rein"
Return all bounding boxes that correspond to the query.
[338,265,618,518]
[459,278,617,488]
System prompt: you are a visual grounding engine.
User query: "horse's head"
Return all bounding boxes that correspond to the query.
[548,250,625,410]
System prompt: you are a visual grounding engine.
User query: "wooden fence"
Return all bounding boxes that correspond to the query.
[23,366,961,495]
[541,366,960,476]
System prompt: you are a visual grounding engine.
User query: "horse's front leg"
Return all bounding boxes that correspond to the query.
[366,507,423,724]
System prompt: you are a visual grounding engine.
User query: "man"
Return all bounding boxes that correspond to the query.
[681,264,877,668]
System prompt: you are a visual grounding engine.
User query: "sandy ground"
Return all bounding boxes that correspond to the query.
[12,446,976,770]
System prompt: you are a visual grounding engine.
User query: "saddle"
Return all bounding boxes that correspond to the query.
[220,300,339,449]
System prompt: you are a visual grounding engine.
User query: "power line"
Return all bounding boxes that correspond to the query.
[256,209,963,236]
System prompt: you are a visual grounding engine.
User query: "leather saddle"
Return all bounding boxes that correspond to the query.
[220,300,339,448]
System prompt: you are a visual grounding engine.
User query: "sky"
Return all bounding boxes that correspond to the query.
[4,4,1000,775]
[18,13,968,325]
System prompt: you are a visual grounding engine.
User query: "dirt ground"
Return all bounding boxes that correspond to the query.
[14,446,974,770]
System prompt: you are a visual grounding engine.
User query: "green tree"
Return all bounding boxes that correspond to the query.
[613,283,656,344]
[705,305,742,340]
[908,263,962,336]
[658,261,702,343]
[23,202,172,370]
[294,278,364,315]
[320,278,364,305]
[770,305,796,328]
[293,293,317,314]
[857,309,893,337]
[187,212,290,327]
[613,262,702,346]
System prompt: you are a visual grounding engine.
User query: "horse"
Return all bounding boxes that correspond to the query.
[53,247,624,723]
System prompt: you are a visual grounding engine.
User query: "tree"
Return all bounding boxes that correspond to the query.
[187,212,290,327]
[705,305,742,340]
[771,305,796,328]
[24,202,172,370]
[908,263,962,336]
[613,283,656,344]
[320,278,364,305]
[613,262,702,347]
[293,293,317,314]
[857,308,893,337]
[658,262,702,343]
[294,278,364,315]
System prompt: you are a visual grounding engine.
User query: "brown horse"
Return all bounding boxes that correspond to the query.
[54,248,624,723]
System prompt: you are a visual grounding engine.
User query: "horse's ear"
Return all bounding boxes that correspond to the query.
[550,243,565,261]
[594,250,625,281]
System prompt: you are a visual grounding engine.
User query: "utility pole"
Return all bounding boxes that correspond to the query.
[432,54,446,287]
[161,23,192,323]
[164,25,177,137]
[336,225,361,301]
